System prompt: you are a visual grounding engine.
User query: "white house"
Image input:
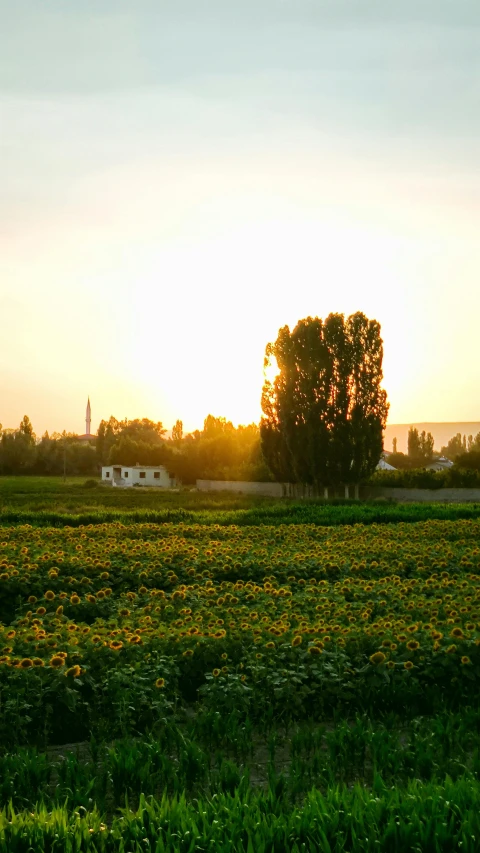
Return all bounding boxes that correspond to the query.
[425,456,454,472]
[102,464,176,488]
[376,457,397,471]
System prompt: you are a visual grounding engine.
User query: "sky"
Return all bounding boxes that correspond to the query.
[1,0,479,437]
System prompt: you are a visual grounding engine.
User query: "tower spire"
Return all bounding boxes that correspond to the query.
[86,397,91,437]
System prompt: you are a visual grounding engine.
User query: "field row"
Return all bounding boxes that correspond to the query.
[3,776,480,853]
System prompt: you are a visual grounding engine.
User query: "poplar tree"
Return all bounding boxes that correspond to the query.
[260,312,389,491]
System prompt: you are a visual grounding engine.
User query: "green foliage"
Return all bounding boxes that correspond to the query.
[2,770,480,851]
[0,426,97,477]
[171,419,183,443]
[96,414,271,483]
[261,313,389,488]
[370,466,480,489]
[407,427,435,466]
[0,417,36,475]
[442,432,468,459]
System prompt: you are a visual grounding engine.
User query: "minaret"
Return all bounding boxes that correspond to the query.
[86,397,91,437]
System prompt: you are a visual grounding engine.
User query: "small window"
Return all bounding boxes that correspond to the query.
[153,472,160,479]
[124,471,129,477]
[139,471,146,479]
[106,472,110,478]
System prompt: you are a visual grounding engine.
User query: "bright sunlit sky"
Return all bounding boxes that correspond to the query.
[1,0,479,436]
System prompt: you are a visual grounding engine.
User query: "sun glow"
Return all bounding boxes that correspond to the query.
[263,355,280,388]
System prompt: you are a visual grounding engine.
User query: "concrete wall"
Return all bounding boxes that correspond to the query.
[197,480,284,497]
[366,487,480,503]
[197,480,480,503]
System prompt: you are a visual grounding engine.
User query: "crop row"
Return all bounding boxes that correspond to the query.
[3,709,480,811]
[2,777,480,853]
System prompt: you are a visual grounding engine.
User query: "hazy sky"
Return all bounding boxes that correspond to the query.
[1,0,479,436]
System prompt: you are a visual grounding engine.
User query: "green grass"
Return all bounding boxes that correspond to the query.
[2,476,480,527]
[2,711,480,851]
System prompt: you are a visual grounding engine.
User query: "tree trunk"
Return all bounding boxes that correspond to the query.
[344,484,349,499]
[324,486,329,500]
[354,483,360,500]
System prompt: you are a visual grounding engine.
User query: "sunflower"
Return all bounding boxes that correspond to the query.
[50,655,65,668]
[65,665,82,678]
[110,641,123,651]
[19,658,34,669]
[404,661,414,670]
[155,677,165,688]
[369,652,386,665]
[70,595,81,605]
[461,656,472,665]
[406,640,420,652]
[450,627,464,639]
[308,645,323,655]
[32,658,44,667]
[212,669,220,677]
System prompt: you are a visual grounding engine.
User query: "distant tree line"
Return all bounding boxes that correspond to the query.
[0,417,97,476]
[0,414,271,482]
[96,414,271,484]
[387,428,480,472]
[5,309,478,488]
[372,466,480,490]
[0,415,144,477]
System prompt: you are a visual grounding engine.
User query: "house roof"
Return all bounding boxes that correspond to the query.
[425,458,454,470]
[376,458,397,471]
[103,464,168,470]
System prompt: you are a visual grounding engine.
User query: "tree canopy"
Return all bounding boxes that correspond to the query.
[260,312,389,488]
[407,428,435,467]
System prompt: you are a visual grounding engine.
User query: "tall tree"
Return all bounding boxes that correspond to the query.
[260,312,389,490]
[408,427,434,466]
[441,433,468,460]
[0,416,36,474]
[172,419,183,443]
[19,415,35,440]
[407,427,420,460]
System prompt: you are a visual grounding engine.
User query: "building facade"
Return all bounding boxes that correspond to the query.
[102,464,176,488]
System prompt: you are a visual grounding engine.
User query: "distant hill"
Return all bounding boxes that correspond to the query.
[384,423,480,455]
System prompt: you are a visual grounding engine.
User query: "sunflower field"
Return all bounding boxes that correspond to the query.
[3,497,480,849]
